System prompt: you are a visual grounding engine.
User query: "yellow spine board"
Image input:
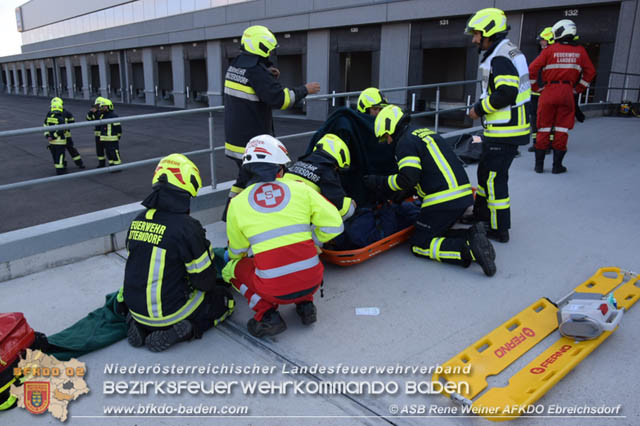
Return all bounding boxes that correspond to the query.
[432,298,558,400]
[475,271,639,421]
[432,267,639,420]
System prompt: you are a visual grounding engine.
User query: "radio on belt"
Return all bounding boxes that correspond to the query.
[557,293,624,340]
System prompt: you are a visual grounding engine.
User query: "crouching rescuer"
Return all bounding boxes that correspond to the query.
[223,135,344,338]
[122,154,234,352]
[365,105,497,277]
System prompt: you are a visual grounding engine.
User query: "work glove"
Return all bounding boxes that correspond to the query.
[364,175,394,204]
[574,95,585,123]
[390,187,415,204]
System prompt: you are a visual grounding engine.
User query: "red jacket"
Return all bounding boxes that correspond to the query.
[529,42,596,94]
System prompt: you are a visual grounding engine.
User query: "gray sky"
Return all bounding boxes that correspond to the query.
[0,0,26,58]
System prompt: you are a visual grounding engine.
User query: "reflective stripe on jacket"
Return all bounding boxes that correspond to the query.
[123,208,216,327]
[477,38,531,143]
[386,127,473,211]
[223,53,308,159]
[226,178,343,296]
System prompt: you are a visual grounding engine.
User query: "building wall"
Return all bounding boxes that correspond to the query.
[3,0,638,112]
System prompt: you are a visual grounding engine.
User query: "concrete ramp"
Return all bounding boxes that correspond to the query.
[1,117,639,425]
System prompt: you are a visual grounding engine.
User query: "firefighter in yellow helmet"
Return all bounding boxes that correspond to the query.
[365,105,496,276]
[48,97,85,169]
[223,135,343,338]
[122,154,234,352]
[43,97,69,175]
[97,98,123,168]
[357,87,388,116]
[223,25,321,219]
[528,27,555,153]
[283,133,356,220]
[465,8,531,243]
[87,96,106,167]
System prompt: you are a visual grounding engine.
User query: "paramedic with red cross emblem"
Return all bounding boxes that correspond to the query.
[223,135,343,338]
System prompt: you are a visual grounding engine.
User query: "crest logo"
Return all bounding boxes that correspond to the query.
[24,382,50,414]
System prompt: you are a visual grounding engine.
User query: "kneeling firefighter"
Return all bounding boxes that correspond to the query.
[284,133,356,220]
[223,135,343,338]
[122,153,234,352]
[364,105,497,277]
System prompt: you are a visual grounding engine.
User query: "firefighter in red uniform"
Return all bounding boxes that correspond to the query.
[223,135,343,338]
[529,19,596,173]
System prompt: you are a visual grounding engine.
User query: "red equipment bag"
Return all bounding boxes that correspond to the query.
[0,312,35,411]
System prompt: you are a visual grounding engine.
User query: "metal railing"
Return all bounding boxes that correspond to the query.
[0,79,486,193]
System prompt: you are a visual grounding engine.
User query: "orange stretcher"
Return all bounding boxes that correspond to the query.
[320,225,414,266]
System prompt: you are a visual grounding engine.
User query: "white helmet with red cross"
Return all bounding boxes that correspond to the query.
[242,134,291,166]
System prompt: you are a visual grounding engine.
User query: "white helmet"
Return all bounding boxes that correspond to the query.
[552,19,577,40]
[242,134,291,166]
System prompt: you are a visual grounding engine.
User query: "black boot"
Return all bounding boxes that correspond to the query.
[296,302,317,325]
[552,150,567,174]
[527,144,535,152]
[145,320,193,352]
[97,159,106,168]
[56,168,67,175]
[534,149,545,173]
[467,234,497,277]
[75,159,86,169]
[126,313,147,348]
[247,309,287,338]
[467,223,495,261]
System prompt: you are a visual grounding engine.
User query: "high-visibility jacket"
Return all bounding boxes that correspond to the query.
[224,53,309,160]
[86,109,103,136]
[43,111,66,145]
[385,127,473,210]
[528,41,596,94]
[123,208,216,328]
[226,178,343,296]
[99,110,122,142]
[62,109,75,138]
[474,38,531,145]
[283,152,355,219]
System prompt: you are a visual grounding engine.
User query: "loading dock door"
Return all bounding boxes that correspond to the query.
[275,54,304,111]
[74,66,82,94]
[109,64,121,96]
[131,63,144,101]
[157,61,173,102]
[340,51,372,93]
[421,47,467,101]
[188,59,207,103]
[90,65,100,96]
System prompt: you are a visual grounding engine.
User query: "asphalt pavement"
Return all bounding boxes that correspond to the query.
[0,93,322,232]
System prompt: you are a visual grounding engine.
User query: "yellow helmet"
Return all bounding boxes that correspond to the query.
[465,8,507,38]
[314,133,351,169]
[357,87,388,113]
[374,105,404,140]
[94,96,104,106]
[241,25,278,58]
[537,27,555,44]
[152,153,202,197]
[99,98,114,111]
[50,97,63,112]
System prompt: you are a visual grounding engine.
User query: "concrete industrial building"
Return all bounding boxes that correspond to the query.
[1,0,639,121]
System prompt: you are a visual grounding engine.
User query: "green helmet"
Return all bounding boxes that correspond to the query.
[374,105,404,141]
[357,87,388,114]
[50,97,63,112]
[314,133,351,169]
[241,25,278,58]
[465,8,508,38]
[152,153,202,197]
